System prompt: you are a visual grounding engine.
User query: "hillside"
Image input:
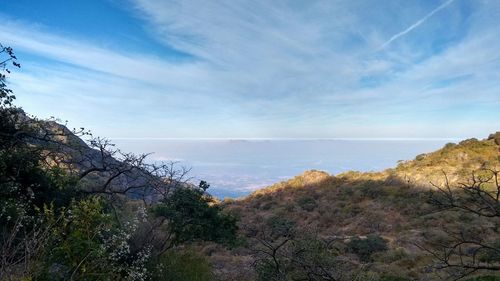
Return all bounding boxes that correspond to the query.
[2,107,499,280]
[393,133,500,186]
[23,115,176,199]
[2,109,499,280]
[209,133,500,280]
[1,108,234,280]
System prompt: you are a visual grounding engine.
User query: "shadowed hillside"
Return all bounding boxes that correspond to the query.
[208,133,500,280]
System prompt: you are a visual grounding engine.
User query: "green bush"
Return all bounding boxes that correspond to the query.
[297,196,317,211]
[41,197,146,281]
[153,184,238,246]
[150,249,214,281]
[261,201,276,210]
[375,248,408,263]
[265,215,296,238]
[379,276,411,281]
[359,181,386,199]
[443,142,457,150]
[478,240,500,263]
[415,154,426,161]
[466,276,500,281]
[458,138,487,149]
[347,235,388,262]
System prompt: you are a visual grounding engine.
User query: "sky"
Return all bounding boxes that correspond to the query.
[1,0,499,139]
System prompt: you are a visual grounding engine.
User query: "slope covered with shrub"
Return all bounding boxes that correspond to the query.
[0,44,238,281]
[2,44,499,280]
[214,135,500,280]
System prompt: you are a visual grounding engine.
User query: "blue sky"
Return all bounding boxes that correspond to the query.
[1,0,499,139]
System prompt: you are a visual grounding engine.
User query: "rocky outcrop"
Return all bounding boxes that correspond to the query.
[27,117,171,200]
[488,131,500,145]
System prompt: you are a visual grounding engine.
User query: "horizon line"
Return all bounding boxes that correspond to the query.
[106,137,465,141]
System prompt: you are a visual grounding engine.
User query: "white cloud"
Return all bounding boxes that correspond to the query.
[2,0,499,138]
[0,21,211,93]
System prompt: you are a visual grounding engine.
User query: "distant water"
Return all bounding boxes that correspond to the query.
[112,139,452,198]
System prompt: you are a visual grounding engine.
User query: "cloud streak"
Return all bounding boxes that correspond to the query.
[1,0,499,139]
[379,0,456,49]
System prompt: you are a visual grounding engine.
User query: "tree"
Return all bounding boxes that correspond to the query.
[347,235,388,263]
[0,43,20,107]
[148,181,238,255]
[0,44,81,279]
[421,168,500,280]
[0,43,237,280]
[251,216,367,281]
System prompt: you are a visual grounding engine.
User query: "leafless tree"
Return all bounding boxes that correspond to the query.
[1,42,200,279]
[420,168,500,280]
[250,221,366,281]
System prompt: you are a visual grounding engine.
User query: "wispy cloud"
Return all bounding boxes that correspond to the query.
[1,0,499,139]
[379,0,456,49]
[0,21,210,91]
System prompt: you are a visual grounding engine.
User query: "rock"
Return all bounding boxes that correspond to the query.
[488,132,500,145]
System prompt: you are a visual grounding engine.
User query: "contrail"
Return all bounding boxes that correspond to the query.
[379,0,456,49]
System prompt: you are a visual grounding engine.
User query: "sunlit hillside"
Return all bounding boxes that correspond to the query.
[209,134,500,280]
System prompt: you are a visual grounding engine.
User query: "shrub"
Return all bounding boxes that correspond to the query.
[478,240,500,263]
[153,185,238,246]
[284,203,295,212]
[342,204,362,216]
[379,276,411,281]
[443,142,457,150]
[465,277,500,281]
[359,181,385,199]
[265,216,295,238]
[150,249,214,281]
[41,197,151,281]
[415,154,426,161]
[297,196,317,211]
[375,248,408,263]
[347,235,388,262]
[459,138,480,146]
[260,201,276,210]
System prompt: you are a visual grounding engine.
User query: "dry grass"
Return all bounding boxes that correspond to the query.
[210,133,500,280]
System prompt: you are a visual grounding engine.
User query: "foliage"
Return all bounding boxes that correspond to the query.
[149,249,214,281]
[297,196,317,211]
[42,197,112,280]
[0,44,236,280]
[415,154,426,161]
[423,168,500,278]
[443,142,457,150]
[31,197,150,281]
[0,43,20,107]
[379,276,411,281]
[153,181,238,247]
[347,235,388,262]
[254,233,366,281]
[3,42,500,281]
[465,277,500,281]
[0,44,83,279]
[265,215,296,238]
[477,240,500,264]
